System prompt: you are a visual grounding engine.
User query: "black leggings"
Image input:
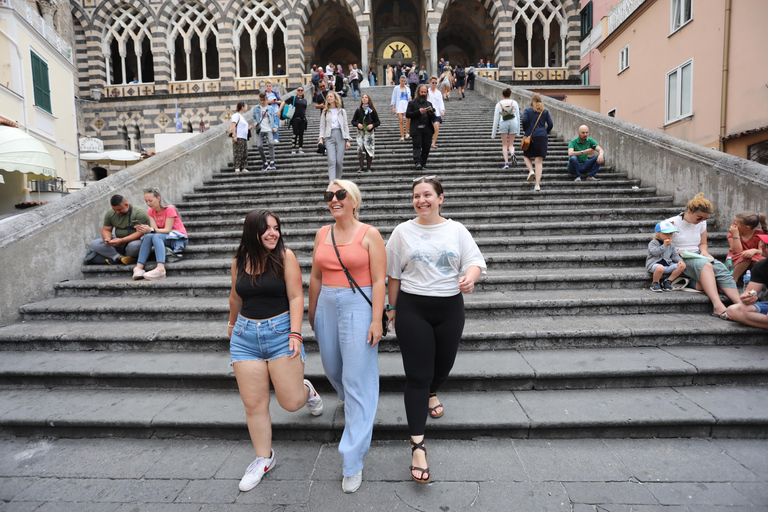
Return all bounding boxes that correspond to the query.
[291,118,306,148]
[395,291,465,436]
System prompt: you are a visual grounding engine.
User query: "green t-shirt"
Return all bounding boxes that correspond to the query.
[103,206,151,238]
[568,137,599,163]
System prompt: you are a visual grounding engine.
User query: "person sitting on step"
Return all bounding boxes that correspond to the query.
[132,187,188,281]
[87,194,150,266]
[726,235,768,329]
[567,125,605,182]
[646,221,687,292]
[726,212,767,282]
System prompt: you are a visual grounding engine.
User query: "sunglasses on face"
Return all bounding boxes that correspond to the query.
[324,190,347,201]
[412,175,437,182]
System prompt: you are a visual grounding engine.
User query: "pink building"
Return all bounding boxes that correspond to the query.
[596,0,768,162]
[578,0,613,85]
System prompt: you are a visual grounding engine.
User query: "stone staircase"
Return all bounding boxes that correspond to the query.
[1,87,767,440]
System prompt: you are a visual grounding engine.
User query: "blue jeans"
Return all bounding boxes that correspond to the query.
[137,233,173,264]
[90,236,142,262]
[568,155,602,178]
[314,285,379,477]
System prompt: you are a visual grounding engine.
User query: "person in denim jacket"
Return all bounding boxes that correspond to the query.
[253,92,279,171]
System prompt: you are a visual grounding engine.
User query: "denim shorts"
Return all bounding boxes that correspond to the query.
[498,119,519,134]
[754,302,768,315]
[651,262,678,274]
[230,311,305,364]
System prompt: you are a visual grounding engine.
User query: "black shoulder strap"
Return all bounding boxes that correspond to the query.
[330,226,373,307]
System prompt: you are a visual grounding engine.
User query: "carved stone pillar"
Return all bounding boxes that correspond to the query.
[359,26,369,88]
[428,23,439,77]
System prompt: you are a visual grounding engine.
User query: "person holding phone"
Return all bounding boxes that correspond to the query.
[132,188,188,280]
[405,84,436,170]
[567,125,605,181]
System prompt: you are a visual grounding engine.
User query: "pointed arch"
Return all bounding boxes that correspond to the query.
[102,6,154,84]
[164,0,221,81]
[233,0,287,76]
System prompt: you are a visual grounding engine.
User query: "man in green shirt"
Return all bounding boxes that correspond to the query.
[88,194,150,265]
[567,125,605,181]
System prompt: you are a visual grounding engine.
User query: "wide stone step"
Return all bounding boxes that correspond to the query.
[0,314,759,353]
[18,288,728,322]
[2,385,766,439]
[2,346,766,392]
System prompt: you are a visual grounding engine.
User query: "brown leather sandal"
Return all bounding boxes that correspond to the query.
[410,440,430,484]
[428,392,444,419]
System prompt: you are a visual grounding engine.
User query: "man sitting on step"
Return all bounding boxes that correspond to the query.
[87,194,150,265]
[567,125,605,182]
[726,235,768,329]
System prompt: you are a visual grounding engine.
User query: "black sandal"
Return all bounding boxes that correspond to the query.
[410,440,430,484]
[428,392,444,419]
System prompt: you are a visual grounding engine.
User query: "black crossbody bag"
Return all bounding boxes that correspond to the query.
[330,226,388,336]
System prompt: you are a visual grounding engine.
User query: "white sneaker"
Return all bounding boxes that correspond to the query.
[143,268,166,281]
[534,184,541,191]
[242,168,249,173]
[342,470,362,493]
[574,176,581,181]
[304,379,323,416]
[234,168,241,173]
[132,267,145,280]
[526,171,535,182]
[239,450,276,492]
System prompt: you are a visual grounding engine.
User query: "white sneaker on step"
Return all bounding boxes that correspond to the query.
[304,379,323,416]
[342,470,362,493]
[239,450,276,492]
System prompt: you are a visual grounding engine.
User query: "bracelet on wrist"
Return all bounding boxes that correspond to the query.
[228,323,235,328]
[732,236,740,239]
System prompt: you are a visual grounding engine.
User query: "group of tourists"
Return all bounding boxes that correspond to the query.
[228,177,485,493]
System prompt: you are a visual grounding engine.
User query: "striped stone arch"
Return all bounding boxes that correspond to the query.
[70,3,92,97]
[156,0,225,29]
[294,0,366,28]
[90,0,154,31]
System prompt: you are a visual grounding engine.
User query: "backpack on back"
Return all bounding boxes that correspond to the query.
[456,68,466,79]
[500,101,516,121]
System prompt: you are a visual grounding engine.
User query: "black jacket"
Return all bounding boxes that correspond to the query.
[351,107,381,131]
[405,98,436,135]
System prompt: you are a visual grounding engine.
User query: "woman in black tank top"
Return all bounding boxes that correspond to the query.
[227,210,324,493]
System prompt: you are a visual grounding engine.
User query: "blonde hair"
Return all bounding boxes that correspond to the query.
[734,212,767,232]
[686,193,713,214]
[323,91,342,114]
[329,179,362,220]
[531,93,544,113]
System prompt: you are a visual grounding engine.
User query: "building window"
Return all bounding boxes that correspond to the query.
[748,140,768,166]
[30,51,51,113]
[608,109,616,118]
[512,0,567,68]
[619,45,629,73]
[169,1,219,81]
[104,7,154,85]
[671,0,692,33]
[666,59,693,123]
[580,66,589,85]
[234,0,286,78]
[579,1,593,42]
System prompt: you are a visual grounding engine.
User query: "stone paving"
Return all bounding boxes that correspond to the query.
[1,435,767,511]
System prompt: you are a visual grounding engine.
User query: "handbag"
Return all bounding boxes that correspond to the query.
[520,108,544,151]
[330,226,388,337]
[282,97,296,120]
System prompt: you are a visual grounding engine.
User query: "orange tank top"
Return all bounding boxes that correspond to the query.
[315,224,373,287]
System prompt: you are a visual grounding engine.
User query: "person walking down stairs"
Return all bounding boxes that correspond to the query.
[351,93,380,173]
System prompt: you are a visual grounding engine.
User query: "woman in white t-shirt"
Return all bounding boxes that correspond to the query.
[491,88,520,169]
[230,101,251,173]
[664,193,739,319]
[385,177,486,484]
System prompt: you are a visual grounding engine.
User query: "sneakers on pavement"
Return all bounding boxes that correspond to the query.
[651,282,663,292]
[268,162,277,170]
[526,171,535,182]
[119,256,136,265]
[304,379,323,416]
[291,150,296,155]
[534,184,541,192]
[297,150,304,154]
[503,163,509,170]
[239,450,276,492]
[261,162,269,171]
[242,168,249,173]
[587,176,600,181]
[342,470,362,493]
[511,153,517,167]
[143,268,166,281]
[574,176,582,181]
[132,267,145,280]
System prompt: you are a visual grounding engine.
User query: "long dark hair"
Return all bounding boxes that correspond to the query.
[234,209,286,285]
[359,94,377,115]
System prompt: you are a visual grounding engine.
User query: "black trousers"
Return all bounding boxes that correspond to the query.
[290,117,306,148]
[396,291,465,436]
[409,82,417,98]
[411,128,432,167]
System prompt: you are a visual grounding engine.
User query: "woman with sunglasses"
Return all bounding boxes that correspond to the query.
[385,176,486,484]
[663,193,739,318]
[228,209,323,493]
[308,180,386,494]
[279,87,308,155]
[132,187,188,281]
[318,91,351,182]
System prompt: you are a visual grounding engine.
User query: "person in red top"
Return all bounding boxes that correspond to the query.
[133,187,188,280]
[727,212,767,281]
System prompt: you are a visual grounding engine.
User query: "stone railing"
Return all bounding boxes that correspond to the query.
[607,0,647,35]
[103,83,156,98]
[476,68,499,81]
[235,76,289,90]
[510,68,568,82]
[0,111,241,326]
[474,75,768,230]
[0,0,73,63]
[169,80,221,94]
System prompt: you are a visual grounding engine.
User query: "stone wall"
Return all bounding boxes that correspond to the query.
[473,77,768,228]
[0,119,237,327]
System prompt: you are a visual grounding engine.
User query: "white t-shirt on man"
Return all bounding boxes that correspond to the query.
[386,219,487,297]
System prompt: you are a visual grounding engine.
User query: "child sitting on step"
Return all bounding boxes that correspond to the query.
[646,221,687,292]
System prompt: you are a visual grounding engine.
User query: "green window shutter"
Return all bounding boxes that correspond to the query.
[30,51,52,113]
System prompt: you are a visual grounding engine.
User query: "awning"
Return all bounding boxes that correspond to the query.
[0,125,57,178]
[80,150,142,165]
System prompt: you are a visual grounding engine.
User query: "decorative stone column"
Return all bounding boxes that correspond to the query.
[359,26,369,88]
[428,23,439,77]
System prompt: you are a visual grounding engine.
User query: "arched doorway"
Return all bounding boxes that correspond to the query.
[304,2,360,71]
[437,0,493,68]
[371,0,421,83]
[376,37,418,85]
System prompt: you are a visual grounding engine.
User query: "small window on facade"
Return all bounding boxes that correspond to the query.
[580,66,589,85]
[671,0,692,33]
[748,139,768,166]
[619,45,629,73]
[608,109,616,118]
[666,59,693,123]
[30,51,52,113]
[579,1,593,42]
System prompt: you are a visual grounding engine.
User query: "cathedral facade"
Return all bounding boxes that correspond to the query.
[72,0,581,153]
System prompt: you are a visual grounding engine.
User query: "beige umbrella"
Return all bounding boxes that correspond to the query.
[0,125,56,178]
